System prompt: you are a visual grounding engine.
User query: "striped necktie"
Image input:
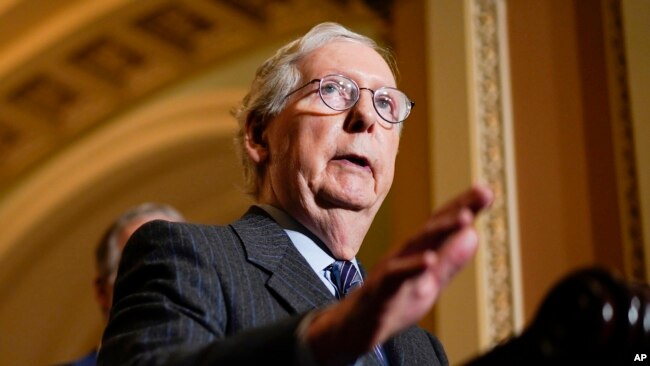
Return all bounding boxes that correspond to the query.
[329,260,388,365]
[330,260,363,298]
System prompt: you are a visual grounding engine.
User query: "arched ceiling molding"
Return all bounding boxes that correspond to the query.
[0,87,251,365]
[0,87,245,290]
[0,0,131,75]
[0,0,384,199]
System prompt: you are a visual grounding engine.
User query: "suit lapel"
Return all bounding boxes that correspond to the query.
[231,209,444,365]
[230,207,334,314]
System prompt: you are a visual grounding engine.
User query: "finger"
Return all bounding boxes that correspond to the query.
[421,184,492,238]
[400,207,474,256]
[466,183,494,213]
[431,226,479,288]
[368,253,434,299]
[432,184,494,220]
[426,206,474,234]
[403,184,492,254]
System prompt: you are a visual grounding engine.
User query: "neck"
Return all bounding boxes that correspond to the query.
[300,208,373,260]
[259,191,377,261]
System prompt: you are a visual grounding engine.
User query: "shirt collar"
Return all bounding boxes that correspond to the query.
[256,204,358,269]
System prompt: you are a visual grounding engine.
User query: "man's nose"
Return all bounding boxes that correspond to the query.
[345,90,376,132]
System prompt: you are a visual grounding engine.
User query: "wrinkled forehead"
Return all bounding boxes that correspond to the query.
[297,40,396,88]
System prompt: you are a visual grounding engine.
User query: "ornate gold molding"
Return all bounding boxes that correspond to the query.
[602,0,646,282]
[469,0,521,347]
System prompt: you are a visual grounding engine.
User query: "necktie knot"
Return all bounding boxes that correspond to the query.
[330,260,362,299]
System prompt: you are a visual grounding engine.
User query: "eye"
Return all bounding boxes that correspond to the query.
[375,94,396,112]
[321,80,343,96]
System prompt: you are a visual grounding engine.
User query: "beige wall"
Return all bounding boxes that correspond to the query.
[508,0,597,321]
[508,0,647,324]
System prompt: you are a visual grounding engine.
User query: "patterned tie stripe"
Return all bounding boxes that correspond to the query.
[329,260,387,365]
[331,260,363,299]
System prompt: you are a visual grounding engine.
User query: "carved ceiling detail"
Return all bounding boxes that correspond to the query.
[136,4,216,54]
[0,0,384,192]
[9,74,79,123]
[0,123,19,161]
[215,0,270,22]
[69,36,147,87]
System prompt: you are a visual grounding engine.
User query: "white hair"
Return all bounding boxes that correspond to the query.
[233,22,398,198]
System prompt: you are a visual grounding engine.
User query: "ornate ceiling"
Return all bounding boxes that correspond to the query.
[0,0,387,195]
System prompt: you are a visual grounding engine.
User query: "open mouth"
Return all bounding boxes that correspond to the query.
[333,154,371,170]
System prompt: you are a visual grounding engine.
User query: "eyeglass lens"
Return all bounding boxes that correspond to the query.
[318,75,411,123]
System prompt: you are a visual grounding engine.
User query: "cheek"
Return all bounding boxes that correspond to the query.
[270,125,323,183]
[268,126,298,169]
[293,124,336,170]
[382,134,400,169]
[376,135,399,190]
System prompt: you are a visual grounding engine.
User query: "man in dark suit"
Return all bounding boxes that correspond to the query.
[98,22,492,365]
[65,203,184,366]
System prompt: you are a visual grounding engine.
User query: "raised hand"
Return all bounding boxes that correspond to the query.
[307,184,494,365]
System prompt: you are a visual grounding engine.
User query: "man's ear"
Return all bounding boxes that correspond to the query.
[93,276,111,317]
[244,116,269,164]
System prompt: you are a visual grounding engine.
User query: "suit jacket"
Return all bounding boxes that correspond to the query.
[98,207,448,365]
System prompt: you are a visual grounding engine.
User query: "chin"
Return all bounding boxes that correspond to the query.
[330,245,359,261]
[316,188,377,212]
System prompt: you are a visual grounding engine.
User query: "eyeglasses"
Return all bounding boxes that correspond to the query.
[284,74,414,124]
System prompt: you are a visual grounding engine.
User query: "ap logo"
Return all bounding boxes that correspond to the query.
[635,354,648,362]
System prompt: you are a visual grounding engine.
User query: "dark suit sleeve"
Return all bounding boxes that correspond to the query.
[385,326,449,366]
[97,220,315,366]
[426,332,449,366]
